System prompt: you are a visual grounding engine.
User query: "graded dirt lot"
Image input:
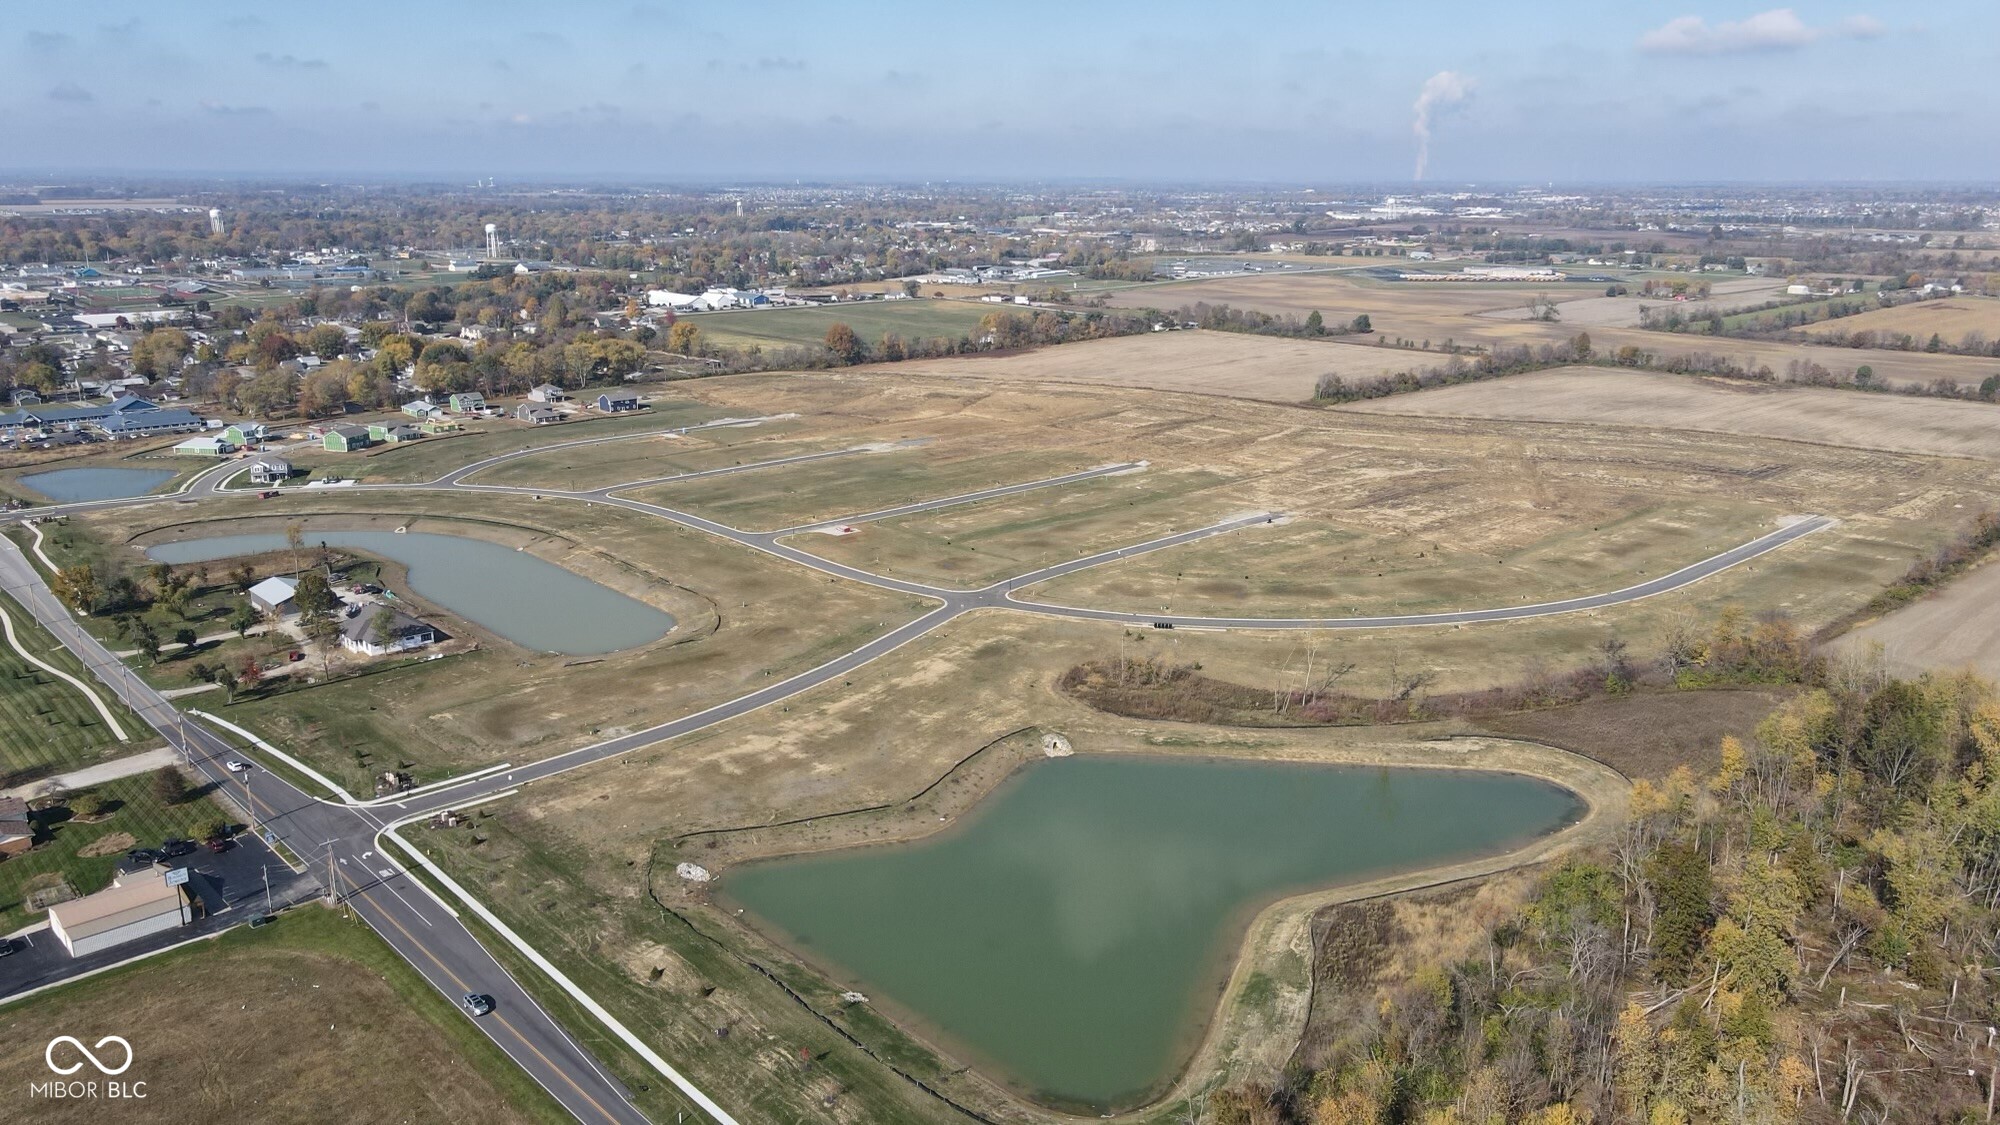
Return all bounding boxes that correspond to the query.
[1800,296,2000,346]
[1340,367,2000,461]
[0,908,562,1124]
[1834,560,2000,682]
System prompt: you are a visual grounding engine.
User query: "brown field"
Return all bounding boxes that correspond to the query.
[1474,277,1791,327]
[1834,560,2000,682]
[1801,296,2000,345]
[1342,367,2000,460]
[0,907,561,1124]
[1095,271,2000,392]
[881,330,1421,401]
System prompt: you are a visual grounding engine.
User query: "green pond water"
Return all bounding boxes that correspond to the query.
[20,466,178,502]
[725,754,1584,1111]
[144,529,674,654]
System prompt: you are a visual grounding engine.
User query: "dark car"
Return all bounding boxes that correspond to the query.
[259,489,280,499]
[248,913,276,929]
[0,937,17,957]
[125,847,162,865]
[159,838,195,858]
[205,835,231,853]
[460,993,494,1017]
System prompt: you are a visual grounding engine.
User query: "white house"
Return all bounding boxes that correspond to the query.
[247,457,292,485]
[46,865,191,958]
[527,383,567,403]
[340,604,438,656]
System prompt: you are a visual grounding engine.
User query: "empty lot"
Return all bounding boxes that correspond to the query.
[1835,560,2000,682]
[1341,368,2000,461]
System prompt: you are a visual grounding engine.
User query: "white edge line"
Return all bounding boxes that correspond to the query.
[0,600,131,741]
[382,818,743,1125]
[189,708,359,803]
[0,925,241,1010]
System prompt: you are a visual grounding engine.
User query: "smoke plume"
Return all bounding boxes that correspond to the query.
[1411,70,1472,181]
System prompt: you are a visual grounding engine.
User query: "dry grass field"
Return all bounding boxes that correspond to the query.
[1800,296,2000,345]
[883,330,1421,401]
[1341,368,2000,460]
[1834,560,2000,682]
[0,907,563,1124]
[1474,277,1791,327]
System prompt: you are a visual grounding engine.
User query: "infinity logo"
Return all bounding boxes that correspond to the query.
[45,1036,133,1076]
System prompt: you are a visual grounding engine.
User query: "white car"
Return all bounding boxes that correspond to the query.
[225,760,250,773]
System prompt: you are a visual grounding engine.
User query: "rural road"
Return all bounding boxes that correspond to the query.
[0,415,1834,1123]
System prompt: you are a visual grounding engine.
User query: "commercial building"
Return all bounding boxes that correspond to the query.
[46,865,192,958]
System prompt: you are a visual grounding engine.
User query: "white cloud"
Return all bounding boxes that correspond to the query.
[1639,8,1885,55]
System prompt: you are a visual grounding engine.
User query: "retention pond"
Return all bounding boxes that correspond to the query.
[20,467,178,502]
[724,754,1584,1112]
[145,529,674,654]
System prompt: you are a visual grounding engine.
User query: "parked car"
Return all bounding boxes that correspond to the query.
[461,993,494,1017]
[160,838,195,858]
[0,937,16,957]
[204,835,230,853]
[248,913,276,929]
[258,489,280,499]
[125,847,162,865]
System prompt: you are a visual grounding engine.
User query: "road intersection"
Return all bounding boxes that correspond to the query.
[0,418,1832,1123]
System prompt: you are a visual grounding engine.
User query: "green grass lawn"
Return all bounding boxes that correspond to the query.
[0,771,229,934]
[689,299,995,352]
[0,591,150,788]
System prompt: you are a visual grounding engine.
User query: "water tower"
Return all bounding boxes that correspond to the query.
[208,208,225,236]
[484,223,500,259]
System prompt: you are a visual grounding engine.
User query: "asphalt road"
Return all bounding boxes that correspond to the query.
[0,415,1836,1123]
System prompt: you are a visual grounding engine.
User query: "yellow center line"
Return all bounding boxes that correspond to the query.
[332,863,624,1124]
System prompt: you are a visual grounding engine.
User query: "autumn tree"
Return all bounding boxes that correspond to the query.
[824,322,864,365]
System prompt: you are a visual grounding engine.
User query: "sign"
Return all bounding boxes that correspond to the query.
[163,867,190,888]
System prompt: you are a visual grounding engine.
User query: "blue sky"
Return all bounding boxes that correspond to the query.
[9,2,1995,183]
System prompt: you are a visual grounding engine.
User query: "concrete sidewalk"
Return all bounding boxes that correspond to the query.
[1,746,179,800]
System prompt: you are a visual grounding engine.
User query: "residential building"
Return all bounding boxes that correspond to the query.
[595,391,642,413]
[339,604,439,657]
[0,795,31,857]
[222,422,267,447]
[46,865,191,958]
[247,457,292,485]
[447,392,487,414]
[367,422,424,444]
[248,575,298,616]
[527,384,567,403]
[323,424,372,452]
[516,403,561,425]
[94,408,205,438]
[172,434,235,457]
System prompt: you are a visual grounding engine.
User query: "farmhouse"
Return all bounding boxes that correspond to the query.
[323,424,372,452]
[248,575,298,616]
[340,604,440,657]
[528,383,567,403]
[247,457,292,485]
[46,865,191,958]
[448,392,487,414]
[595,391,642,413]
[516,402,561,425]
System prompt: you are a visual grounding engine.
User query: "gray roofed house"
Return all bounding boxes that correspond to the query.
[516,402,560,425]
[247,457,292,485]
[94,407,204,437]
[0,794,31,856]
[340,604,441,656]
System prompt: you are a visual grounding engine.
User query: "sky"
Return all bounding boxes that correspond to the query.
[8,2,1997,184]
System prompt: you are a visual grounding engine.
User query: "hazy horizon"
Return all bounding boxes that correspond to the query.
[8,2,1997,184]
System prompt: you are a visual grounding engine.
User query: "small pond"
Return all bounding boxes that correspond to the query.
[19,467,178,503]
[145,529,674,654]
[724,754,1584,1111]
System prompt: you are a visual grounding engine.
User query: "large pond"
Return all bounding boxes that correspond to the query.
[145,529,674,654]
[19,467,178,502]
[725,755,1584,1111]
